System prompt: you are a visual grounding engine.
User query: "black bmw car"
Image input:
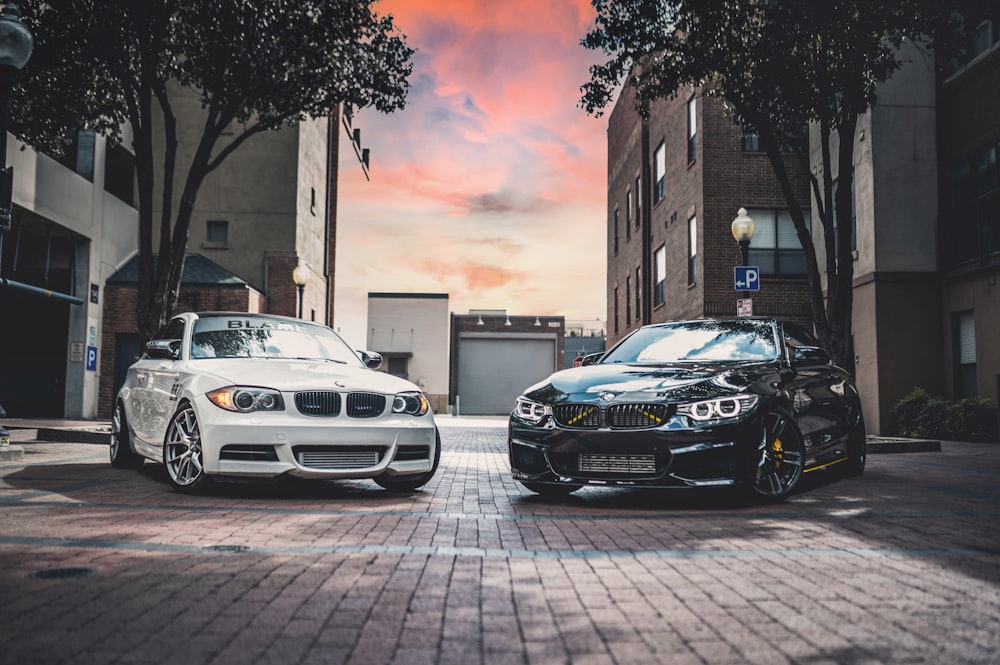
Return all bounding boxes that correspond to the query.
[508,318,865,502]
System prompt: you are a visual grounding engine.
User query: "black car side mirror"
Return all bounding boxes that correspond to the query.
[359,350,383,369]
[146,339,181,360]
[791,345,830,366]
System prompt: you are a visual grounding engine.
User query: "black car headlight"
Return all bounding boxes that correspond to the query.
[513,397,551,424]
[392,391,430,416]
[677,394,759,425]
[207,386,285,412]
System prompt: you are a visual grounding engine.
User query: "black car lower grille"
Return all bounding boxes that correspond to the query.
[346,393,386,418]
[607,404,668,429]
[552,404,601,429]
[295,391,342,416]
[549,452,668,479]
[219,445,279,462]
[293,445,385,469]
[552,403,670,430]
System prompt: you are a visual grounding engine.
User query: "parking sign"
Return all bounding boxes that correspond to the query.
[734,266,760,291]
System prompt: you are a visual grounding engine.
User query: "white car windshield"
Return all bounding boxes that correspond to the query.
[190,317,362,365]
[602,319,779,363]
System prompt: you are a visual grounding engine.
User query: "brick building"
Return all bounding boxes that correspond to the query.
[606,82,812,347]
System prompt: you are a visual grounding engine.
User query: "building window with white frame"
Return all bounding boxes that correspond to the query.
[626,188,632,227]
[635,175,642,228]
[625,275,632,325]
[687,216,697,285]
[746,209,810,275]
[687,96,697,164]
[635,266,641,322]
[614,287,620,335]
[614,209,619,254]
[654,142,666,204]
[653,245,666,306]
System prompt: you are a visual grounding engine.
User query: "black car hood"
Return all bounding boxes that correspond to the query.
[523,361,777,404]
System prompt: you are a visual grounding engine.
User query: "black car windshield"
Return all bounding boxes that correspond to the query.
[601,319,778,364]
[190,316,362,365]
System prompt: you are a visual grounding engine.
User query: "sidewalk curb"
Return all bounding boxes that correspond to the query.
[35,428,111,445]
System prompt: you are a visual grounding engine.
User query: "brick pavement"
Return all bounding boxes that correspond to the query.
[0,422,997,664]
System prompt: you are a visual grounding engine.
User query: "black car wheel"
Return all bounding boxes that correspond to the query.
[750,407,804,502]
[375,431,442,493]
[842,411,867,477]
[109,401,144,469]
[518,481,583,497]
[163,402,210,493]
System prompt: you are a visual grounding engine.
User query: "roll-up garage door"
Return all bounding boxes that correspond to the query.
[457,336,556,415]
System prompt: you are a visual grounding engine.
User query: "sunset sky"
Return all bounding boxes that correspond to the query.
[332,0,609,346]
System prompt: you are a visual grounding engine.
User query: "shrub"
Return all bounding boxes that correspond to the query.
[892,387,999,442]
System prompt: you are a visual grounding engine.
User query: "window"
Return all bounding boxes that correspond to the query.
[105,144,136,206]
[626,188,632,228]
[634,266,641,322]
[944,17,1000,76]
[635,176,642,228]
[687,216,697,285]
[741,124,807,153]
[831,178,857,254]
[54,129,95,182]
[687,97,697,164]
[653,142,666,203]
[746,209,810,275]
[954,311,977,398]
[614,209,620,254]
[206,220,229,246]
[945,141,999,267]
[625,275,632,325]
[614,287,620,335]
[653,245,666,307]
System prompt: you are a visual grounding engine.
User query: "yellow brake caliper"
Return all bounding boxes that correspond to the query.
[771,436,784,465]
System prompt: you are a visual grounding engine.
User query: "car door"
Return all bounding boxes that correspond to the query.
[782,322,850,462]
[128,318,186,449]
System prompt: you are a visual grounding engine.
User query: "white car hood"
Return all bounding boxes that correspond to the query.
[190,359,420,394]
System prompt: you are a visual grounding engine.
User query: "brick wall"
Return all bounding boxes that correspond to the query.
[606,86,814,346]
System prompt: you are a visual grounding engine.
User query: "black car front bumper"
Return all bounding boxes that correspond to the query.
[508,413,766,489]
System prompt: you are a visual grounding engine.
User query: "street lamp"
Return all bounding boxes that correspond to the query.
[291,260,308,319]
[0,2,33,236]
[731,207,756,267]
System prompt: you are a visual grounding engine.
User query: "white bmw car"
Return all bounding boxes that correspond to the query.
[111,312,439,493]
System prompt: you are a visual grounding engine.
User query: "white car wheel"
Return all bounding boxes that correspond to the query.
[163,402,210,493]
[109,401,144,469]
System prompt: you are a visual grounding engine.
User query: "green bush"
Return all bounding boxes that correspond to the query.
[892,387,999,442]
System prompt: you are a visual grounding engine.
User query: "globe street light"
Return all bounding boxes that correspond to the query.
[0,2,33,236]
[731,207,756,267]
[292,260,308,319]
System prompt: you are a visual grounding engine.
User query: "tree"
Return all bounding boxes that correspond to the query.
[13,0,414,342]
[580,0,984,370]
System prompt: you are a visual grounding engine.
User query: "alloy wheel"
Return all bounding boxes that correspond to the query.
[752,410,804,500]
[164,405,206,490]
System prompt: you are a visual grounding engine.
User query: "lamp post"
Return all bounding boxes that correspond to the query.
[0,2,32,238]
[731,207,756,267]
[291,260,308,319]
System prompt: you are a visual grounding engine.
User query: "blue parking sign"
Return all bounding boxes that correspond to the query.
[86,346,98,371]
[734,266,760,291]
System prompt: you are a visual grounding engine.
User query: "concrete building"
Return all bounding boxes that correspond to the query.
[450,311,565,415]
[0,128,137,418]
[366,292,450,414]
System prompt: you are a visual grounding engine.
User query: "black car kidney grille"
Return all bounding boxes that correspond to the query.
[606,404,669,429]
[346,392,387,418]
[552,404,601,429]
[295,391,342,416]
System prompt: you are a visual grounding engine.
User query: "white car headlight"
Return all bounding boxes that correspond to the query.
[677,394,759,425]
[392,391,430,416]
[207,386,285,413]
[513,397,551,424]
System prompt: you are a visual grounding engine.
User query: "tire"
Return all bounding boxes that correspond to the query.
[518,481,583,497]
[163,402,211,493]
[842,411,867,477]
[748,407,805,503]
[110,401,144,469]
[375,430,442,493]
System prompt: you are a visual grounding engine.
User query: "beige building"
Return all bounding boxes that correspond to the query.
[366,293,451,414]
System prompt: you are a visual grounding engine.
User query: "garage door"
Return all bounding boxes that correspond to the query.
[457,336,556,415]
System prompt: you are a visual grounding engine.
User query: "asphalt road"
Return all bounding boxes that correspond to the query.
[0,421,997,665]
